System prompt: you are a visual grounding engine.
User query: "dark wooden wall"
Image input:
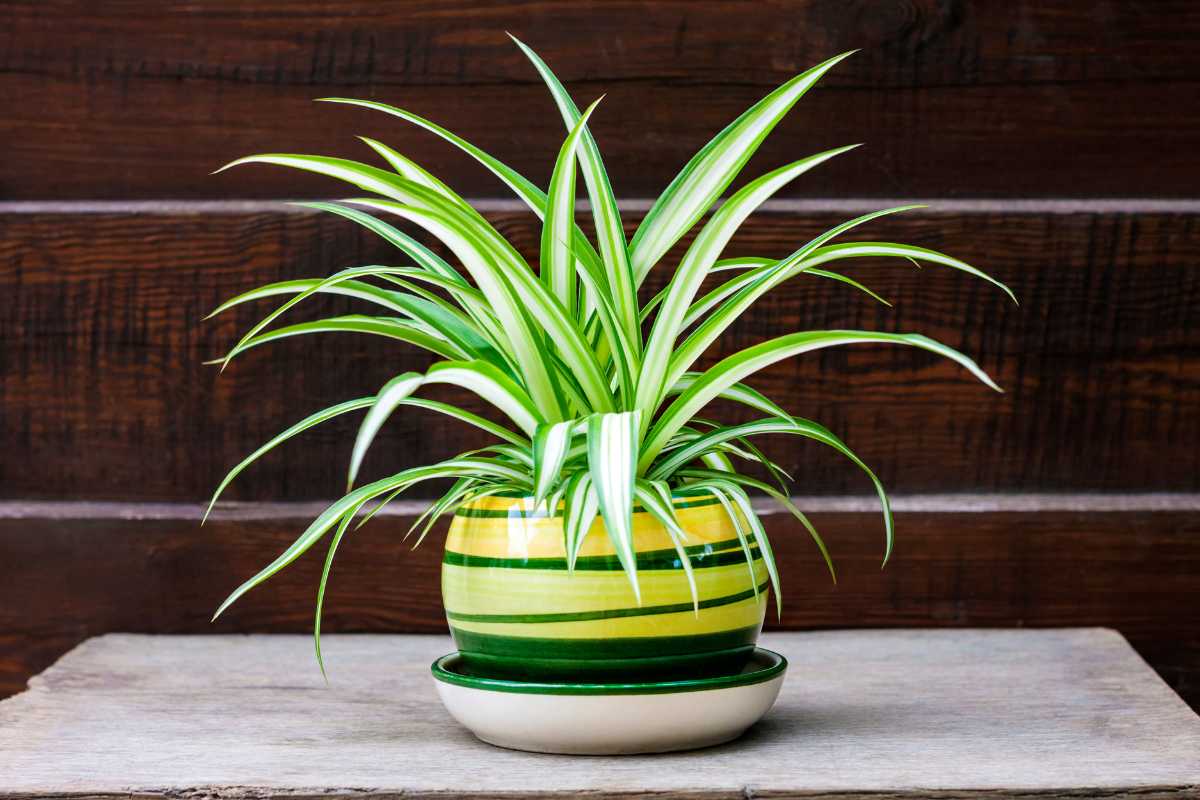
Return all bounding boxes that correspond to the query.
[5,1,1200,199]
[2,2,1198,707]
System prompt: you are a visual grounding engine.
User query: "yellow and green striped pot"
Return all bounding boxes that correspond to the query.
[442,491,768,681]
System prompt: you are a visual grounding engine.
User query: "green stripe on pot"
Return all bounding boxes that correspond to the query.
[443,539,759,571]
[453,493,721,519]
[446,581,768,624]
[431,647,787,695]
[451,625,761,660]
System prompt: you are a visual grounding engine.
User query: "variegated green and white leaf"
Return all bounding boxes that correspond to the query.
[422,360,545,436]
[665,374,792,423]
[512,36,640,347]
[648,417,808,479]
[219,458,534,622]
[213,466,443,620]
[349,372,424,488]
[629,51,857,283]
[357,137,474,215]
[314,497,369,678]
[635,148,858,429]
[346,194,614,415]
[541,100,602,317]
[633,479,699,610]
[561,471,598,572]
[216,315,466,363]
[642,330,1001,471]
[207,276,416,320]
[719,483,780,616]
[532,420,576,506]
[586,411,641,601]
[704,483,760,603]
[214,151,399,190]
[685,479,779,615]
[205,397,373,523]
[294,203,463,284]
[678,467,836,582]
[666,205,928,386]
[211,265,497,370]
[798,241,1018,303]
[409,477,486,548]
[316,97,607,273]
[392,397,528,448]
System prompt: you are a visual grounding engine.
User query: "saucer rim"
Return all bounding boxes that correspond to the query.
[431,646,786,695]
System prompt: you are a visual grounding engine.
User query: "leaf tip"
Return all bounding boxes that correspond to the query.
[315,640,330,683]
[211,156,254,176]
[811,49,859,76]
[979,368,1005,393]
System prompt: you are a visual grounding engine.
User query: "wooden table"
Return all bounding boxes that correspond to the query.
[2,630,1198,799]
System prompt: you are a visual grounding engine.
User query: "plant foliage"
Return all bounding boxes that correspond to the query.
[206,39,1014,669]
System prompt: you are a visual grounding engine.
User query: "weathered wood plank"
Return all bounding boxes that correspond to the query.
[2,503,1198,711]
[1,631,1197,796]
[2,2,1199,198]
[2,205,1197,500]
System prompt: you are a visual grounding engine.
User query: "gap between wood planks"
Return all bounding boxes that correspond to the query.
[3,494,1198,521]
[4,198,1200,215]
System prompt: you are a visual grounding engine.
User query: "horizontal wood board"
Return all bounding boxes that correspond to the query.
[2,204,1197,500]
[2,630,1198,796]
[2,505,1198,711]
[3,1,1200,198]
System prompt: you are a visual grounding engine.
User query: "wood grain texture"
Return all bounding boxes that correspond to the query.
[2,1,1199,198]
[2,505,1198,710]
[1,631,1197,796]
[2,205,1197,500]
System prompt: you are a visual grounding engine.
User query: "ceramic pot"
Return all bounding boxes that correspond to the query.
[441,491,768,681]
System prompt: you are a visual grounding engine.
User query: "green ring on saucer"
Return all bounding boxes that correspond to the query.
[431,646,786,695]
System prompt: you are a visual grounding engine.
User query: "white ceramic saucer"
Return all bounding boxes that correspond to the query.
[431,647,786,754]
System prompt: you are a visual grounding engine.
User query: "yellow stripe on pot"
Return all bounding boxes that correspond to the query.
[448,592,767,639]
[442,559,767,617]
[445,494,733,559]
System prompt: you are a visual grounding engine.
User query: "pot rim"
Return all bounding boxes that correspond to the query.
[470,486,716,501]
[453,487,724,519]
[431,646,785,695]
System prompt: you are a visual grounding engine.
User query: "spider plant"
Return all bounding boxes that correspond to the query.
[207,39,1014,666]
